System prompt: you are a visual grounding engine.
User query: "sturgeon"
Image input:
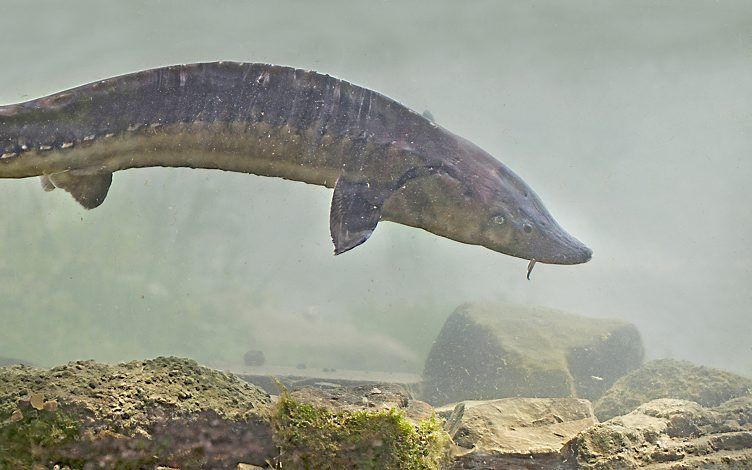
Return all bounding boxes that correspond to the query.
[0,62,591,265]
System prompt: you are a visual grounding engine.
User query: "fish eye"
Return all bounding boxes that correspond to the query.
[492,214,506,225]
[523,223,533,234]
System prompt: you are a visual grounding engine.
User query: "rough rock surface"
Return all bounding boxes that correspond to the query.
[568,397,752,469]
[443,397,596,469]
[0,357,274,468]
[234,365,420,396]
[423,303,644,406]
[273,384,451,469]
[289,382,434,423]
[0,356,33,367]
[594,359,752,421]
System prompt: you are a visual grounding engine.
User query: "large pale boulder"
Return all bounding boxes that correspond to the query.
[422,303,644,406]
[594,358,752,421]
[567,397,752,468]
[444,397,596,469]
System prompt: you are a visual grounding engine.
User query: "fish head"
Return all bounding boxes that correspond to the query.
[456,136,592,265]
[476,162,592,265]
[383,135,592,265]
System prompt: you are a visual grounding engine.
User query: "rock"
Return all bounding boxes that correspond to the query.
[1,358,460,468]
[445,397,596,469]
[0,356,33,367]
[0,357,275,468]
[594,359,752,421]
[422,303,644,406]
[567,397,752,468]
[234,365,421,395]
[289,382,434,423]
[274,384,451,468]
[243,349,266,367]
[29,393,45,410]
[9,409,22,422]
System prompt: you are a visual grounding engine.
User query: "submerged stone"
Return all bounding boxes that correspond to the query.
[1,358,454,469]
[444,397,596,468]
[567,397,752,468]
[273,384,451,469]
[0,356,33,367]
[0,356,274,468]
[243,349,266,367]
[422,303,644,406]
[594,359,752,421]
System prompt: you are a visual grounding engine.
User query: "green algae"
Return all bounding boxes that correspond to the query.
[0,405,82,469]
[272,390,450,469]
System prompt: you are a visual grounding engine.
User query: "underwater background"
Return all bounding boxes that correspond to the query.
[0,0,750,378]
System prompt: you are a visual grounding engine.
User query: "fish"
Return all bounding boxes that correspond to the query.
[0,61,592,265]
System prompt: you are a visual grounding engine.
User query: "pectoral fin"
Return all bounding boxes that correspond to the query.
[330,177,391,255]
[39,175,55,192]
[47,171,113,209]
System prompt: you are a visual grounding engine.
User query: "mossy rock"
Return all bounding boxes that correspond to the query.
[0,356,274,468]
[422,303,644,406]
[594,359,752,421]
[272,386,451,469]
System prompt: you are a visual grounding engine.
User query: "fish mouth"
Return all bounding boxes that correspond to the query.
[512,220,593,265]
[533,234,593,265]
[537,245,592,265]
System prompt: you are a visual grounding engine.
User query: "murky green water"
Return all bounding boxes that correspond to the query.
[1,0,750,378]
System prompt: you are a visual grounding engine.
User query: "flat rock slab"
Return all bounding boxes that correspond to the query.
[445,397,597,469]
[423,302,644,406]
[568,397,752,469]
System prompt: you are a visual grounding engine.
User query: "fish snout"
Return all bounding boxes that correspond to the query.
[535,232,592,265]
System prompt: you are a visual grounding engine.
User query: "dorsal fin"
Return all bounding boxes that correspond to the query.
[47,171,113,209]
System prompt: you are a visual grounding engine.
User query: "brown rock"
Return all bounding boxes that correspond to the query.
[594,359,752,421]
[446,397,597,469]
[567,397,752,469]
[0,357,275,468]
[29,392,45,410]
[43,400,58,412]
